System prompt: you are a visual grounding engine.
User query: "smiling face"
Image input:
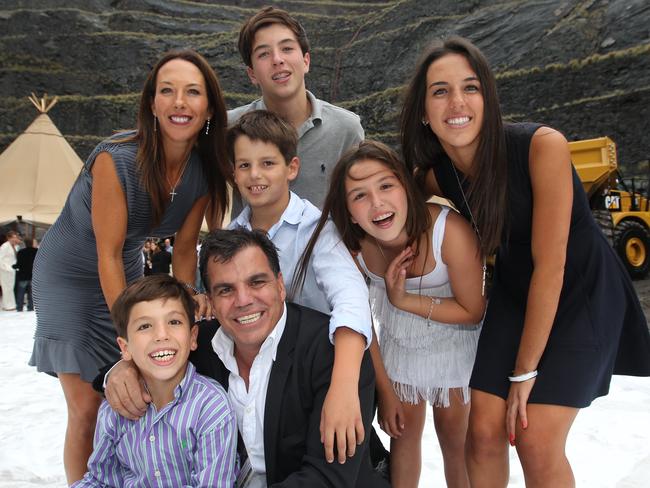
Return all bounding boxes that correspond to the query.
[246,23,310,102]
[117,297,198,391]
[206,245,286,359]
[423,53,484,164]
[345,159,409,246]
[233,134,299,214]
[151,58,212,148]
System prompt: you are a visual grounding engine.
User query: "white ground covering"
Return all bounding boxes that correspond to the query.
[1,311,649,487]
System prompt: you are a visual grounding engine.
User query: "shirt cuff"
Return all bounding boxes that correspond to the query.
[328,322,372,350]
[102,359,123,390]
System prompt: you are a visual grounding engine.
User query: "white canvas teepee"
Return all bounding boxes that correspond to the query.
[0,94,83,226]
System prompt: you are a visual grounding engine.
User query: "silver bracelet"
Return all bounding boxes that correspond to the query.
[182,281,200,296]
[508,370,538,382]
[426,296,442,327]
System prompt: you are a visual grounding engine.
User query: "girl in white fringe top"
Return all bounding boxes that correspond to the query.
[293,141,485,487]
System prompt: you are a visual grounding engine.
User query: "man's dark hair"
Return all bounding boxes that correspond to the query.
[111,274,196,339]
[200,228,281,291]
[238,6,310,67]
[227,110,298,167]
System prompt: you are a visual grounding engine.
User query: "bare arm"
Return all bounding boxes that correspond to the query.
[172,195,211,318]
[507,127,573,439]
[321,328,366,463]
[311,223,372,463]
[171,194,209,284]
[91,152,128,311]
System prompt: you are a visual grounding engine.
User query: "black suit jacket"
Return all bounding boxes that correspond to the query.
[190,302,389,488]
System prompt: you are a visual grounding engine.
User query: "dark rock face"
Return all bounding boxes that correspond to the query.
[1,0,648,172]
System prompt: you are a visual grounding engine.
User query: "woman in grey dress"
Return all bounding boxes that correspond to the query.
[29,50,231,484]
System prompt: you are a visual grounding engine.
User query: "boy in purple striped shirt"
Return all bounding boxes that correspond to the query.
[74,275,238,487]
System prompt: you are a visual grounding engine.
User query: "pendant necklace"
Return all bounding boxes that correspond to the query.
[450,163,487,296]
[375,238,389,264]
[167,153,191,203]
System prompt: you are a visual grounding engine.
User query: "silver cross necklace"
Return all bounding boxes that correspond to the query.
[167,153,191,203]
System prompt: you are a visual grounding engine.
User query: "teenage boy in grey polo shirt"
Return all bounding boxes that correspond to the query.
[228,6,364,209]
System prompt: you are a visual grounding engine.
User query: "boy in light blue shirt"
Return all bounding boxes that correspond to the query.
[226,110,373,464]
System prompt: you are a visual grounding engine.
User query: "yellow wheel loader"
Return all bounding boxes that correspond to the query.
[570,137,650,279]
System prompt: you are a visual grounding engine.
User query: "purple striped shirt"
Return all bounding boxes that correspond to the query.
[73,362,238,487]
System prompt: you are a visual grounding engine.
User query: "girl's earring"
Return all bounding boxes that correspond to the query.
[205,118,211,135]
[153,114,157,132]
[421,119,429,126]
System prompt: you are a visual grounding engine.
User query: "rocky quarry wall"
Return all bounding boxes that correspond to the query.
[1,0,648,173]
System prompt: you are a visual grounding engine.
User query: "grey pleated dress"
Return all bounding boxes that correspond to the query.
[30,131,208,382]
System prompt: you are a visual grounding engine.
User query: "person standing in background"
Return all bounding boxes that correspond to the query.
[0,231,22,311]
[14,238,38,312]
[151,240,172,275]
[164,237,174,254]
[142,240,153,276]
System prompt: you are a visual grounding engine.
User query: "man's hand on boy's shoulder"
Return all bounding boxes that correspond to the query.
[104,359,151,420]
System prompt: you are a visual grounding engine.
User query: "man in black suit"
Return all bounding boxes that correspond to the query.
[13,238,38,311]
[104,228,388,487]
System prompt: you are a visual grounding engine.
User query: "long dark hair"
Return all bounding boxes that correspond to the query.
[125,49,230,227]
[400,36,507,255]
[291,140,431,297]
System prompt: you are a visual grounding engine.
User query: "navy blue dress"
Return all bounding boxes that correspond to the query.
[432,122,650,407]
[30,132,208,382]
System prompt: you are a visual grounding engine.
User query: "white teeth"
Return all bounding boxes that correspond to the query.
[249,185,267,193]
[272,72,290,81]
[372,212,393,222]
[150,350,176,361]
[446,116,470,126]
[171,116,190,123]
[237,312,261,325]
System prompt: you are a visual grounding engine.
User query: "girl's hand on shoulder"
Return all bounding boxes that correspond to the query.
[377,386,405,438]
[384,248,413,308]
[506,378,536,445]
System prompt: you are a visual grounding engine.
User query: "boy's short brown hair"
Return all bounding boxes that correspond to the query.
[111,275,196,339]
[238,6,310,67]
[227,110,298,166]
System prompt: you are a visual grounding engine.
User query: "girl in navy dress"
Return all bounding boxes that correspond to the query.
[400,36,650,487]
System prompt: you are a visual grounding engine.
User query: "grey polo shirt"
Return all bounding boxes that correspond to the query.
[228,90,364,209]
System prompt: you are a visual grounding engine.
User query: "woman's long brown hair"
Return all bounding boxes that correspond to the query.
[400,36,507,255]
[125,49,231,228]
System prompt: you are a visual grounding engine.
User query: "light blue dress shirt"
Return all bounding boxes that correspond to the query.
[228,192,372,347]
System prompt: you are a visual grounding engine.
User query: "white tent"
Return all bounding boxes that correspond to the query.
[0,95,83,226]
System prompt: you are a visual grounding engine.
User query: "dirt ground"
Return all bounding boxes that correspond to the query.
[633,279,650,325]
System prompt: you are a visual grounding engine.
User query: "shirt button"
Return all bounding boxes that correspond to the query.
[150,435,155,442]
[154,470,161,477]
[246,406,252,414]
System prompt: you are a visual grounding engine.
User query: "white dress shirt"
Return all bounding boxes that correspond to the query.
[0,240,17,272]
[229,192,372,347]
[211,304,288,488]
